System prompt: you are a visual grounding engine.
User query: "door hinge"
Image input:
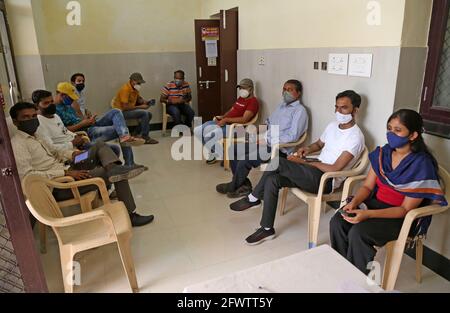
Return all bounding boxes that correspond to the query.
[1,167,13,177]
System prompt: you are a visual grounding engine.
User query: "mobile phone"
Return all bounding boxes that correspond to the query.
[74,151,89,164]
[302,156,320,162]
[337,207,356,218]
[147,99,156,106]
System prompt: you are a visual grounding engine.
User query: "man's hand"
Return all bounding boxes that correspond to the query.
[287,154,307,164]
[65,170,91,181]
[170,98,184,105]
[85,110,93,118]
[81,116,96,127]
[217,118,228,127]
[72,135,86,148]
[296,146,311,158]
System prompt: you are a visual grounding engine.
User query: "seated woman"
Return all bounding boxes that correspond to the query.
[330,109,447,274]
[193,78,259,164]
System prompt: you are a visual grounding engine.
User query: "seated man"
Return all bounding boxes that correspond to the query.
[216,80,308,198]
[160,70,195,128]
[10,102,154,227]
[230,90,365,245]
[193,78,259,164]
[112,72,158,144]
[53,83,145,168]
[71,72,90,116]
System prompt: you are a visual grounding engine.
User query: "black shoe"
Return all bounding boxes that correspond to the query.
[216,182,233,194]
[108,165,145,183]
[245,227,276,245]
[227,184,252,199]
[142,136,159,144]
[230,197,261,212]
[129,212,154,227]
[132,163,149,171]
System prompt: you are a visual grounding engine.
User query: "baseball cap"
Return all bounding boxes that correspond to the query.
[56,82,79,100]
[130,72,146,84]
[237,78,254,89]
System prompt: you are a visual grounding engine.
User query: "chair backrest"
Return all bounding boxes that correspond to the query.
[22,175,64,226]
[438,165,450,200]
[351,146,369,173]
[247,113,259,125]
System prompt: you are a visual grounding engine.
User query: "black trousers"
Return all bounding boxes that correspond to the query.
[329,196,404,274]
[53,141,137,214]
[253,158,332,229]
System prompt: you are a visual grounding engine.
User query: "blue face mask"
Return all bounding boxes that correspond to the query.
[62,95,73,106]
[387,132,410,149]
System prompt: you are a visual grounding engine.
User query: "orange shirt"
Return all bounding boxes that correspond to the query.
[112,81,139,110]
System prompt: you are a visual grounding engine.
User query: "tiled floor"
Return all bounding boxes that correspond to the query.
[37,132,450,293]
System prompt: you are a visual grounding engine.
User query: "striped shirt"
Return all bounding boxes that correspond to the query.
[161,81,191,103]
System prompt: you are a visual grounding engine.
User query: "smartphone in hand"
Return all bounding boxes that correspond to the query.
[147,99,156,106]
[337,207,356,218]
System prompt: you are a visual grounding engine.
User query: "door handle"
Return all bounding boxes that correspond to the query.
[199,80,217,89]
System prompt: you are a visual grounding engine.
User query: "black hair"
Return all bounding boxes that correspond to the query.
[336,90,362,108]
[70,73,85,83]
[9,102,37,120]
[174,70,185,77]
[31,90,52,104]
[388,109,438,170]
[285,79,303,94]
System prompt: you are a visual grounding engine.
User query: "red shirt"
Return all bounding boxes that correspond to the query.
[225,97,259,118]
[376,177,405,207]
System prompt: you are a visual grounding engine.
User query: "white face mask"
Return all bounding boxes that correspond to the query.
[238,89,250,98]
[134,84,142,91]
[336,111,353,124]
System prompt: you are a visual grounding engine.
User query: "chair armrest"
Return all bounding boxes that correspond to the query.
[341,175,366,203]
[47,177,111,205]
[53,176,76,183]
[317,169,366,199]
[48,209,114,228]
[405,204,449,221]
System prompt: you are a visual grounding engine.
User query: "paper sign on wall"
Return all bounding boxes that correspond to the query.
[205,40,218,58]
[348,54,373,78]
[328,54,349,75]
[201,27,219,41]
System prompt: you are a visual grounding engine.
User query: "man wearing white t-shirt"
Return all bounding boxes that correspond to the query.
[230,90,365,245]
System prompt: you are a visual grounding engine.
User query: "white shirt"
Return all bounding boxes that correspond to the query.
[318,121,365,189]
[37,114,76,153]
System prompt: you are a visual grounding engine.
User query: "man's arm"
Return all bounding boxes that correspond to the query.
[66,118,94,132]
[221,110,255,125]
[278,109,308,144]
[35,128,74,160]
[71,100,84,118]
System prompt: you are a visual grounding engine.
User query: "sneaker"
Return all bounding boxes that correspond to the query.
[129,212,154,227]
[245,227,276,245]
[206,154,217,165]
[229,197,261,212]
[131,163,149,171]
[216,182,233,194]
[227,184,252,199]
[107,165,145,183]
[119,135,145,147]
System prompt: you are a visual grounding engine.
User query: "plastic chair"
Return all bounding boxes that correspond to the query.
[38,176,98,254]
[161,101,193,136]
[340,165,449,291]
[278,146,369,249]
[222,113,259,171]
[23,175,139,293]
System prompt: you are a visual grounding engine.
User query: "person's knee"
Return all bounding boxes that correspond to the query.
[348,224,366,244]
[264,174,281,191]
[147,111,152,121]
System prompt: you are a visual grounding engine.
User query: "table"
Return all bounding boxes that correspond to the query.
[183,245,384,293]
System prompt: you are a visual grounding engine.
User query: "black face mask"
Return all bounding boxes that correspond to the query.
[18,118,40,136]
[42,103,57,115]
[75,83,85,92]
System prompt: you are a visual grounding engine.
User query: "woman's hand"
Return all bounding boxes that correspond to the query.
[343,209,370,224]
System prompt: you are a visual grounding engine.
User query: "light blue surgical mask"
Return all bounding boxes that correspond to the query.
[283,91,296,104]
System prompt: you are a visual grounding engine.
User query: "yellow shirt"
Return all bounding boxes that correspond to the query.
[112,81,139,110]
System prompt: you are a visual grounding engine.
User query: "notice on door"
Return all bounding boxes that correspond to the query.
[201,27,219,41]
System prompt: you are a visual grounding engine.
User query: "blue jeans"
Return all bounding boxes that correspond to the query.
[167,104,195,128]
[193,120,227,157]
[87,109,135,166]
[123,109,152,138]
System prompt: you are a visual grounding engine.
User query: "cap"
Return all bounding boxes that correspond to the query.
[130,72,146,84]
[237,78,254,89]
[56,82,79,101]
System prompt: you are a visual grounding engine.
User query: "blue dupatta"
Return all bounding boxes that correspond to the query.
[369,145,447,240]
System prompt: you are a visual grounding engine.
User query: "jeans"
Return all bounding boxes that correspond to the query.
[167,103,195,128]
[193,120,227,157]
[122,109,152,138]
[86,109,134,166]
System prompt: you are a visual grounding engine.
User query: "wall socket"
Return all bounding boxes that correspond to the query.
[258,56,265,66]
[313,62,319,70]
[321,62,328,71]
